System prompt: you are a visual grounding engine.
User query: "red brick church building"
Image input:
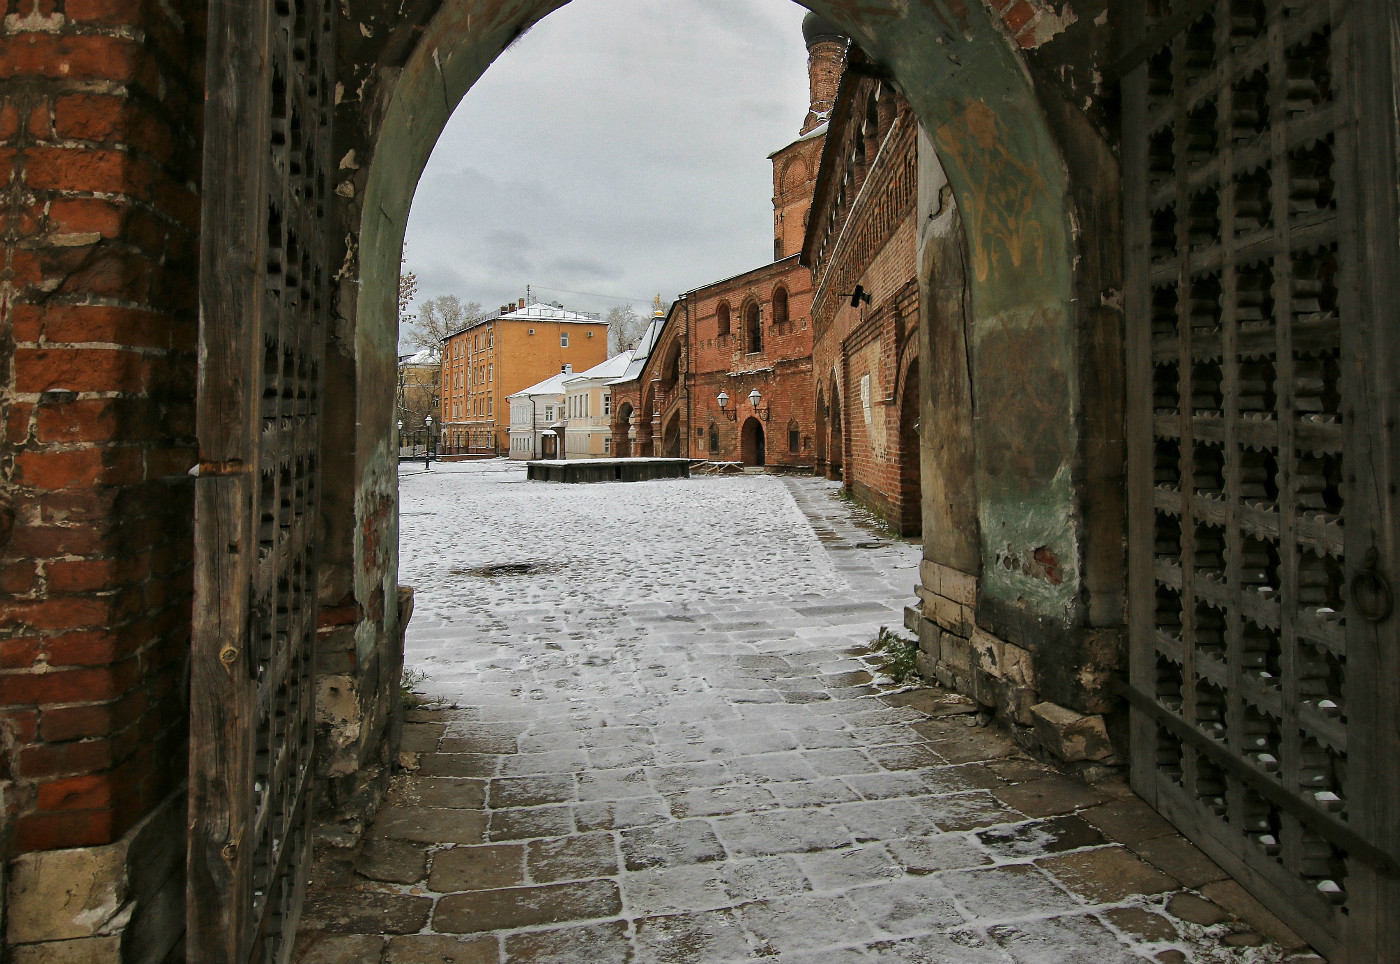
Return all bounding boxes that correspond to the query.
[609,15,841,472]
[610,15,922,535]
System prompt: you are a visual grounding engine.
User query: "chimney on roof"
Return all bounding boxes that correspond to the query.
[518,298,525,310]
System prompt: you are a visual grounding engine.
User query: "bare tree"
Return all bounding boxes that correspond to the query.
[398,259,418,329]
[404,294,485,353]
[607,304,651,354]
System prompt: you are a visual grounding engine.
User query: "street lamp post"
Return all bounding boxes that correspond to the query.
[424,415,433,467]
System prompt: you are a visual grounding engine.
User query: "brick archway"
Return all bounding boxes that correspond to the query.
[740,416,766,467]
[0,0,1132,959]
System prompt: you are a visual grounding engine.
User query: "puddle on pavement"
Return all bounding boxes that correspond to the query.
[456,561,564,578]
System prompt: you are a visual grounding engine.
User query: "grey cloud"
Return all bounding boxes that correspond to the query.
[402,0,810,329]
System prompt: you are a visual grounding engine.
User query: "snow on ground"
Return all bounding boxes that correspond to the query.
[400,459,847,613]
[398,459,914,700]
[329,459,1310,964]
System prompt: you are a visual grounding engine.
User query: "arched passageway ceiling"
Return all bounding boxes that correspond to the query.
[351,0,1088,623]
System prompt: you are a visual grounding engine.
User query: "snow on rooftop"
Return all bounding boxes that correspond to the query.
[565,350,635,385]
[400,348,438,366]
[500,302,603,323]
[768,120,828,158]
[610,317,666,384]
[508,370,574,399]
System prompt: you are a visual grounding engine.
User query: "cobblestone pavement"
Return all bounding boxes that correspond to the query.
[296,462,1321,963]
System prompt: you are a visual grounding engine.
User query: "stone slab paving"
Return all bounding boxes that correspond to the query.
[296,463,1323,963]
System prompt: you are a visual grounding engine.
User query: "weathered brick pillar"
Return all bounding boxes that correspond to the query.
[0,0,204,957]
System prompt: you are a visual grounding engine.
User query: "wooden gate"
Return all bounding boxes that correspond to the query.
[1122,2,1400,958]
[189,0,335,957]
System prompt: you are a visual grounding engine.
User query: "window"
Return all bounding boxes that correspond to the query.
[488,364,493,382]
[545,406,553,420]
[773,286,789,326]
[488,397,492,415]
[603,394,611,416]
[561,332,569,348]
[789,421,800,453]
[603,437,611,453]
[709,424,719,452]
[746,302,762,353]
[716,301,730,337]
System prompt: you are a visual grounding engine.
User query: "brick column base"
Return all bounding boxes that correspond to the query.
[5,788,184,963]
[909,560,1121,775]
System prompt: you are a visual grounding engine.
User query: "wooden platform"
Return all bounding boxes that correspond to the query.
[525,458,691,483]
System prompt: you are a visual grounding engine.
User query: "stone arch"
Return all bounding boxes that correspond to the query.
[715,300,731,338]
[337,0,1103,777]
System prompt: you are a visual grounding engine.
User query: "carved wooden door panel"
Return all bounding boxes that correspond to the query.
[1122,2,1400,959]
[190,0,334,958]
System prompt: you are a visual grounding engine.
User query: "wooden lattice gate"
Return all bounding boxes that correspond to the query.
[1122,2,1400,959]
[189,0,335,957]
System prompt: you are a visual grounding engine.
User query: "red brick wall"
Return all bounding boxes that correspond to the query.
[771,135,823,261]
[808,91,921,528]
[687,258,815,467]
[0,0,204,852]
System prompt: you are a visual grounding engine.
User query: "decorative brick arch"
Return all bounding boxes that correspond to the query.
[779,156,811,194]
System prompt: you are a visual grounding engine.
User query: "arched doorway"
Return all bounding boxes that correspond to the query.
[897,360,920,537]
[661,411,681,458]
[814,386,827,471]
[638,388,655,457]
[741,417,765,467]
[826,374,842,481]
[614,401,634,458]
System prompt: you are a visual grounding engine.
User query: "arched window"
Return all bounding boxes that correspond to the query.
[746,302,762,353]
[709,423,719,453]
[789,419,801,453]
[716,301,730,337]
[772,287,789,326]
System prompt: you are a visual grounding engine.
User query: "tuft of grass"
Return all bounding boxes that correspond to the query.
[401,667,429,709]
[870,626,921,684]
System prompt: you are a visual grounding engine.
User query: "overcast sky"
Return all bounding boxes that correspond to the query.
[402,0,812,328]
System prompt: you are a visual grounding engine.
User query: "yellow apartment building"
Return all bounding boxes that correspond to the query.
[439,300,608,454]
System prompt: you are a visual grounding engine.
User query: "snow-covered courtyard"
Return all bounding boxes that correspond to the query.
[398,459,920,703]
[296,460,1313,963]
